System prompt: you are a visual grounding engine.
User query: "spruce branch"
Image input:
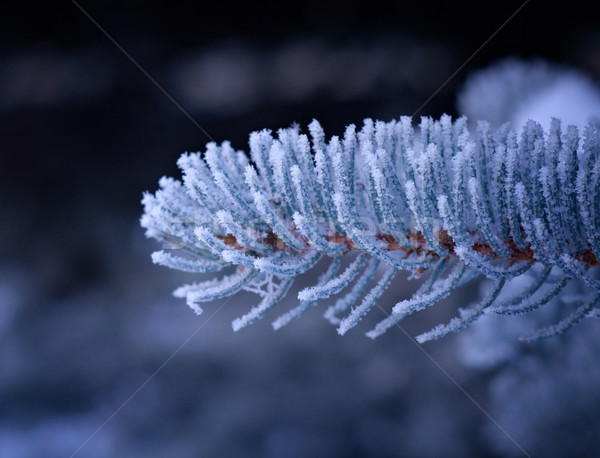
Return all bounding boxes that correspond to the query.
[141,115,600,341]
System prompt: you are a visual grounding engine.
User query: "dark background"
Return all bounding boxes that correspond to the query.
[1,1,599,456]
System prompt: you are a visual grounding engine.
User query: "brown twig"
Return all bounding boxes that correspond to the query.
[218,228,599,267]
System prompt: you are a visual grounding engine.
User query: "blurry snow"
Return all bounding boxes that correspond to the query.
[511,73,600,132]
[458,58,600,132]
[0,268,27,334]
[170,38,455,115]
[0,51,115,109]
[169,44,262,115]
[484,323,600,457]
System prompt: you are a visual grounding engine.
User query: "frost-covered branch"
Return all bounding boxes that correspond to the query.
[141,115,600,341]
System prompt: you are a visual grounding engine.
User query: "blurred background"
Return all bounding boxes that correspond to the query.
[1,1,600,456]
